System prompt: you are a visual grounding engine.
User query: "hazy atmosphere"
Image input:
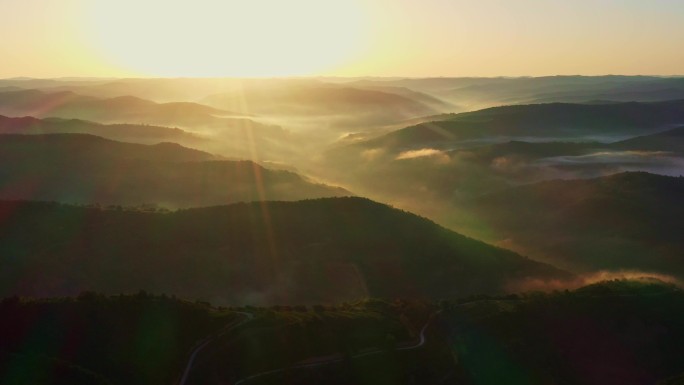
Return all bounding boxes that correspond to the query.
[2,0,684,77]
[2,1,684,385]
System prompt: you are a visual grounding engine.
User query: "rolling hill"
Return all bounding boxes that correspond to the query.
[0,197,568,304]
[16,77,323,103]
[0,90,299,161]
[0,134,348,207]
[613,125,684,153]
[202,85,439,127]
[471,172,684,275]
[34,78,440,124]
[356,100,684,154]
[321,118,684,244]
[0,89,268,130]
[323,99,684,198]
[0,115,203,145]
[10,76,684,111]
[350,85,457,112]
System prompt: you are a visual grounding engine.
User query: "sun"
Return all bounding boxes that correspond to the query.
[84,0,368,77]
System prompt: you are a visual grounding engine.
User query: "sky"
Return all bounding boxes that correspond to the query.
[1,0,683,78]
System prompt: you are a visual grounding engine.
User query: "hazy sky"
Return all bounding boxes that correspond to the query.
[1,0,683,78]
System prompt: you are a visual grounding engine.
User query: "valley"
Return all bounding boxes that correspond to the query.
[2,75,684,385]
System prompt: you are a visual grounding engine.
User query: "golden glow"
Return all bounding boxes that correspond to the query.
[0,0,683,78]
[84,0,368,77]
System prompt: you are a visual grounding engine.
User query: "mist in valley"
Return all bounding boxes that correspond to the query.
[4,0,684,382]
[3,76,684,385]
[4,76,684,281]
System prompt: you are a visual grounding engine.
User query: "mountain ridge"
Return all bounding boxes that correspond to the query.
[0,133,349,207]
[0,197,569,304]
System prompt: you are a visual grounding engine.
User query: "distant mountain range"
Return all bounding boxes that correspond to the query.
[202,85,443,131]
[0,77,451,118]
[0,80,452,134]
[0,89,269,130]
[355,100,684,153]
[5,75,683,110]
[0,77,327,103]
[349,85,457,111]
[0,197,568,304]
[347,75,684,108]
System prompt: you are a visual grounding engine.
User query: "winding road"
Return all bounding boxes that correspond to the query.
[176,311,254,385]
[233,312,437,385]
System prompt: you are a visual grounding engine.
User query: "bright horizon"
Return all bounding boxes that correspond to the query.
[1,0,683,78]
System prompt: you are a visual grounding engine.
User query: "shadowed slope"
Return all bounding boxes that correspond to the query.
[613,125,684,153]
[0,134,348,207]
[0,114,202,145]
[472,172,684,274]
[0,197,568,304]
[443,279,684,385]
[357,100,684,152]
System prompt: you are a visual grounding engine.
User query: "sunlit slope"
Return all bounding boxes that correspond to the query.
[472,172,684,274]
[0,134,348,207]
[0,197,568,304]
